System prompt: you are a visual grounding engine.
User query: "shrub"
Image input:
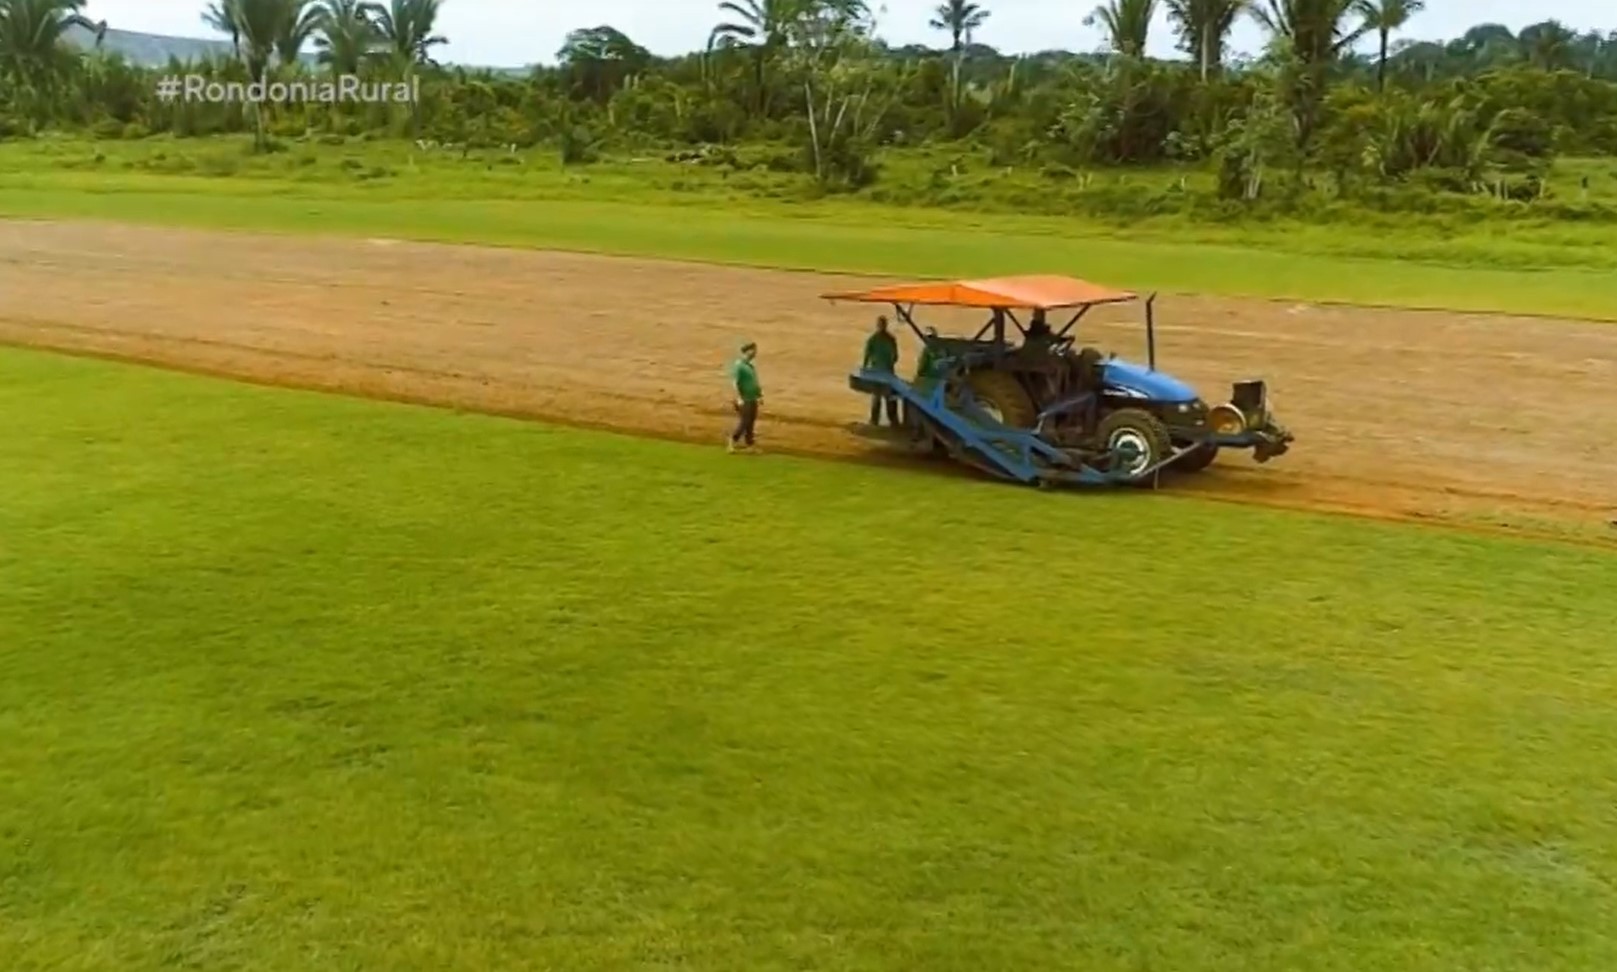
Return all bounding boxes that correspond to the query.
[559,125,599,165]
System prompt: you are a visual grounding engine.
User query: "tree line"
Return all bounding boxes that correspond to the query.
[2,0,1614,208]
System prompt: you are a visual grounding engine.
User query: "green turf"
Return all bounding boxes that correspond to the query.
[2,136,1617,321]
[4,345,1616,970]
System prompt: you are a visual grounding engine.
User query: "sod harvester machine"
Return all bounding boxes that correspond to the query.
[826,275,1294,488]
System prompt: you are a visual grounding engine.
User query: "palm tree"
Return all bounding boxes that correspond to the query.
[312,0,381,75]
[202,0,280,83]
[930,0,989,113]
[706,0,804,116]
[1354,0,1422,90]
[1249,0,1367,66]
[1164,0,1246,80]
[202,0,241,61]
[1084,0,1157,59]
[371,0,446,66]
[1249,0,1366,146]
[0,0,105,86]
[274,0,322,66]
[201,0,289,149]
[370,0,444,134]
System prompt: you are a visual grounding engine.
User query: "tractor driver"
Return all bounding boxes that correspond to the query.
[1026,309,1053,344]
[862,315,901,427]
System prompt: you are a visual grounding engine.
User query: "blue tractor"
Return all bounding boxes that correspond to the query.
[827,275,1293,488]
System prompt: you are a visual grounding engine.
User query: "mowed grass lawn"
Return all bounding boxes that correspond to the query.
[3,346,1617,971]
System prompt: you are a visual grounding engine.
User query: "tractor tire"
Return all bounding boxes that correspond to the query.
[1097,408,1172,485]
[1172,442,1219,473]
[961,370,1037,429]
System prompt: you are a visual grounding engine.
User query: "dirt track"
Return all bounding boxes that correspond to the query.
[2,219,1614,544]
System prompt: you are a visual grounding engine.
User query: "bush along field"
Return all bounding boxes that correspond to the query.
[4,2,1617,235]
[4,346,1617,970]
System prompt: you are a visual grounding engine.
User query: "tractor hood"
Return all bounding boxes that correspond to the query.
[1102,359,1199,403]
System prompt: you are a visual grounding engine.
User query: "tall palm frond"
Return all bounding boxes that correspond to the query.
[1164,0,1246,80]
[201,0,284,81]
[1085,0,1157,59]
[0,0,105,83]
[202,0,240,59]
[929,0,989,52]
[371,0,446,67]
[313,0,381,74]
[1354,0,1423,90]
[706,0,807,116]
[275,0,322,65]
[1249,0,1368,64]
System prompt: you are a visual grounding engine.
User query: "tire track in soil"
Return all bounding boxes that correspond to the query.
[2,218,1614,549]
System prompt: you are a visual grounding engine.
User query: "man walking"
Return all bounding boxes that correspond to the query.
[862,315,901,427]
[728,341,762,453]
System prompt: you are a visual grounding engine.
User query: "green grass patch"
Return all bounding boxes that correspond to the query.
[3,345,1616,970]
[2,135,1616,320]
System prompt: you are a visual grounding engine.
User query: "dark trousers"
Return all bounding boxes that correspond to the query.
[869,392,900,426]
[732,399,759,445]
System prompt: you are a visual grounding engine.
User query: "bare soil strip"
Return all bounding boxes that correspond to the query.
[3,219,1613,546]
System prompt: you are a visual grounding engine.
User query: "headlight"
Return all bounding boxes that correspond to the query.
[1208,403,1247,435]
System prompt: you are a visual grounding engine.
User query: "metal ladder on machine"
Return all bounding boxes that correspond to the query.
[849,369,1115,487]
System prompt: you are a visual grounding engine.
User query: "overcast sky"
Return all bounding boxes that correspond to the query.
[83,0,1614,68]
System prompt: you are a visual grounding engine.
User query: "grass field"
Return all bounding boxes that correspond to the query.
[3,135,1617,320]
[5,128,1617,966]
[4,345,1617,970]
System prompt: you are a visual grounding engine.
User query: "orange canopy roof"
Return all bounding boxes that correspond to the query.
[822,275,1137,310]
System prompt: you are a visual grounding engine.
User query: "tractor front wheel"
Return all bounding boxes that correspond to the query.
[962,370,1037,428]
[1171,442,1219,473]
[1097,408,1172,485]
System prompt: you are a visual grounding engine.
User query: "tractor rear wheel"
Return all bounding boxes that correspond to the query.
[1097,408,1172,485]
[961,370,1037,428]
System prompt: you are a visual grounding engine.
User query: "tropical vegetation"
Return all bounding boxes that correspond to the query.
[0,0,1614,214]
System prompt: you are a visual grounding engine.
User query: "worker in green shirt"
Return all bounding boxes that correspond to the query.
[915,326,942,381]
[728,341,762,453]
[861,315,901,427]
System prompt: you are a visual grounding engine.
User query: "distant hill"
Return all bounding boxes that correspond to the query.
[60,24,274,66]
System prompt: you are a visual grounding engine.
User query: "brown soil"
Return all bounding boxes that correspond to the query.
[2,219,1614,546]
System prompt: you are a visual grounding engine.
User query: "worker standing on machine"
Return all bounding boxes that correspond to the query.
[915,326,942,382]
[861,315,901,427]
